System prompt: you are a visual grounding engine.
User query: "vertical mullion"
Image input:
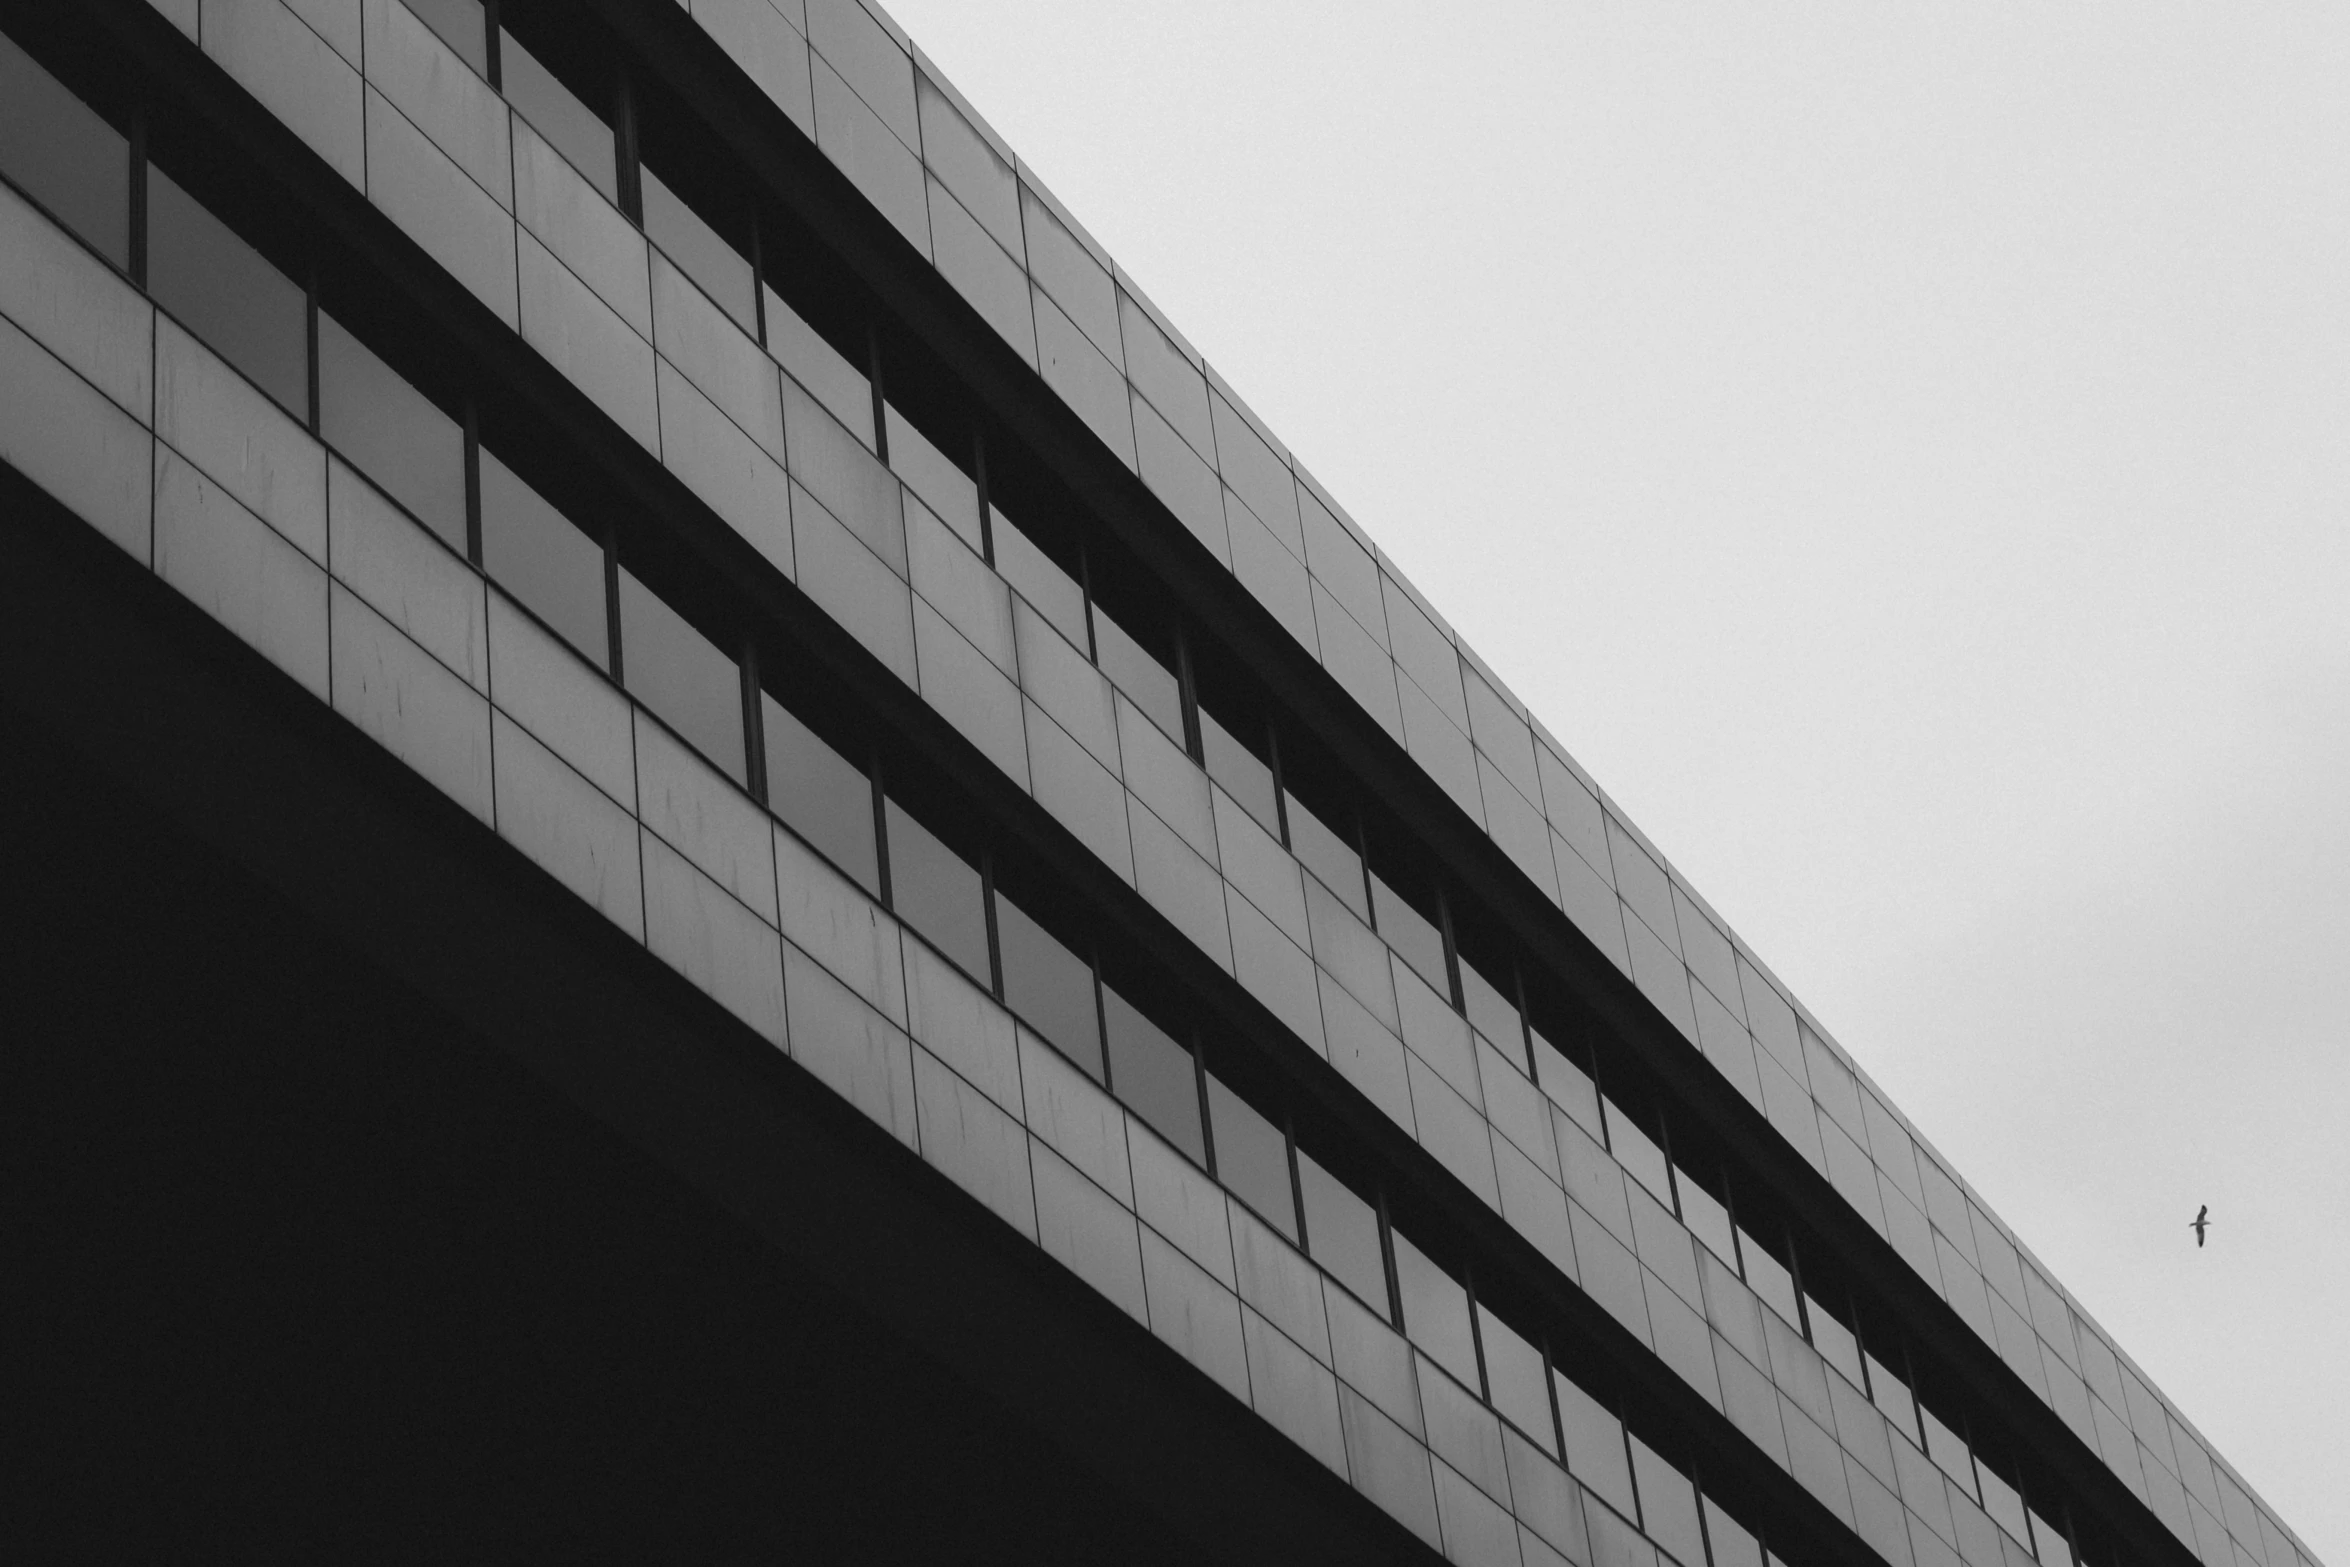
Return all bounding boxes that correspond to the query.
[867,327,889,461]
[462,401,483,564]
[868,751,892,910]
[1089,951,1111,1093]
[304,278,322,435]
[602,528,624,682]
[740,639,766,805]
[1435,883,1462,1008]
[1375,1189,1402,1328]
[482,0,503,89]
[1266,723,1290,848]
[612,71,642,225]
[980,851,1003,999]
[1465,1273,1489,1401]
[1282,1120,1306,1248]
[1192,1034,1215,1179]
[972,432,995,565]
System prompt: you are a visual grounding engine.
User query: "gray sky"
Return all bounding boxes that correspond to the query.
[886,1,2349,1556]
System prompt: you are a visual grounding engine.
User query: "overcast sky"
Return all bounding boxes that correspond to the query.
[885,1,2348,1556]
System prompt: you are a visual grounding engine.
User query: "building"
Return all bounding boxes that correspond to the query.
[0,1,2321,1563]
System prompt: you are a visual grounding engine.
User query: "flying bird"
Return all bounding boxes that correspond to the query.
[2190,1205,2210,1248]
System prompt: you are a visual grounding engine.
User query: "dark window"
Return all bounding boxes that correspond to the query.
[1742,1226,1800,1326]
[1555,1372,1636,1519]
[762,697,878,893]
[1705,1497,1765,1567]
[884,798,989,980]
[1369,869,1447,996]
[642,165,755,333]
[1460,957,1520,1050]
[405,0,488,76]
[1629,1435,1705,1567]
[994,517,1086,648]
[1102,985,1201,1163]
[1606,1099,1675,1212]
[1678,1169,1738,1270]
[1391,1228,1475,1388]
[1298,1151,1384,1314]
[617,567,745,781]
[1205,1073,1292,1239]
[0,32,128,268]
[1200,709,1278,837]
[318,312,467,550]
[1288,796,1364,916]
[770,291,871,445]
[481,445,608,663]
[501,31,614,201]
[995,893,1101,1080]
[147,166,307,416]
[1865,1347,1919,1441]
[885,404,977,542]
[1477,1304,1554,1455]
[1094,609,1182,743]
[1532,1024,1603,1135]
[1807,1291,1864,1385]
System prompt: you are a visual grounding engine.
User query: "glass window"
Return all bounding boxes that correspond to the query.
[0,33,129,268]
[147,166,307,416]
[1205,1073,1292,1238]
[1287,796,1363,916]
[1866,1347,1919,1441]
[1298,1150,1384,1314]
[405,0,487,76]
[1391,1229,1475,1388]
[763,697,877,894]
[1921,1404,1977,1497]
[1980,1463,2030,1546]
[994,516,1087,649]
[1476,1304,1553,1455]
[618,568,745,781]
[2028,1506,2071,1565]
[1094,610,1183,742]
[1369,870,1447,997]
[883,798,989,980]
[769,288,873,446]
[1459,958,1520,1051]
[642,165,755,334]
[1531,1025,1603,1135]
[1807,1292,1864,1385]
[1554,1371,1635,1519]
[1629,1436,1705,1567]
[884,404,978,543]
[1741,1226,1800,1325]
[501,32,613,201]
[1605,1099,1675,1212]
[996,892,1100,1080]
[481,446,607,662]
[318,312,467,550]
[1200,708,1278,836]
[1705,1498,1765,1567]
[1102,985,1202,1163]
[1679,1171,1738,1269]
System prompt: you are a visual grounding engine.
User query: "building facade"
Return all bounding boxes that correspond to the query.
[0,1,2321,1562]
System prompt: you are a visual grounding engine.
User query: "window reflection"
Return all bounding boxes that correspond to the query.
[501,31,614,201]
[1922,1403,1978,1496]
[1555,1370,1635,1519]
[1287,796,1364,917]
[1806,1292,1864,1385]
[1741,1226,1801,1326]
[1103,984,1201,1163]
[1206,1073,1292,1239]
[319,312,467,551]
[883,799,989,980]
[481,445,608,663]
[148,165,308,416]
[1629,1436,1705,1567]
[1459,957,1520,1052]
[763,696,878,894]
[0,33,129,268]
[770,289,872,446]
[996,892,1101,1080]
[1866,1347,1920,1441]
[1605,1099,1674,1212]
[1531,1025,1603,1134]
[993,517,1087,649]
[618,568,745,781]
[1199,709,1278,837]
[1391,1228,1475,1388]
[1705,1498,1765,1567]
[642,165,755,333]
[1678,1172,1738,1269]
[1298,1151,1384,1315]
[405,0,488,77]
[885,404,978,545]
[1369,869,1447,997]
[1476,1304,1554,1455]
[1094,609,1183,744]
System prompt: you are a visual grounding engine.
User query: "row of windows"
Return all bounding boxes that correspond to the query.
[0,18,2102,1567]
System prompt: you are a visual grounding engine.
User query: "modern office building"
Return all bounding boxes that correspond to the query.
[0,1,2321,1562]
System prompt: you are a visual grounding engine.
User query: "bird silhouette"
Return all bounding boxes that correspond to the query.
[2190,1205,2210,1248]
